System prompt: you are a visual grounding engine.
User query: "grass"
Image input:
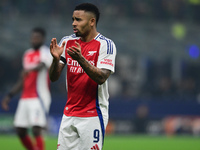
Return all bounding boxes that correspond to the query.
[104,135,200,150]
[0,134,199,150]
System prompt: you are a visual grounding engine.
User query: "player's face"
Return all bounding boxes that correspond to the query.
[72,10,94,37]
[31,32,44,50]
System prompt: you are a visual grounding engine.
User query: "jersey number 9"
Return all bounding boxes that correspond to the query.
[93,129,100,143]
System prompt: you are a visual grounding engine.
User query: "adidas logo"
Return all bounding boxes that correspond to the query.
[57,144,60,149]
[91,144,99,150]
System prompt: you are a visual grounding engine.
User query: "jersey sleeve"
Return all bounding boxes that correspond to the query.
[40,46,53,68]
[59,36,68,64]
[97,40,116,73]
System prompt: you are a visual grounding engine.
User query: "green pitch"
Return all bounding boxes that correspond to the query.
[0,134,199,150]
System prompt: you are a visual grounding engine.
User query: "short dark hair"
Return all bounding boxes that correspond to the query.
[32,27,46,37]
[74,3,100,25]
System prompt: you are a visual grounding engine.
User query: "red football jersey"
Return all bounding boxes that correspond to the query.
[59,34,116,118]
[21,45,52,103]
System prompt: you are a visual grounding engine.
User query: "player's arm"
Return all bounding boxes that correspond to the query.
[24,62,46,76]
[78,57,110,84]
[49,59,65,82]
[49,38,66,82]
[67,41,111,85]
[29,62,46,71]
[1,71,23,111]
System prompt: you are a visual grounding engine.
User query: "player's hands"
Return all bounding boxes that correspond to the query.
[1,96,11,111]
[67,41,82,60]
[50,38,66,61]
[22,70,30,77]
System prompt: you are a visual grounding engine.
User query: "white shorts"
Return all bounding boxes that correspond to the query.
[57,115,108,150]
[14,98,49,128]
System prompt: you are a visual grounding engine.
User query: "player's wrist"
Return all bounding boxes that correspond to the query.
[77,54,86,64]
[53,57,60,63]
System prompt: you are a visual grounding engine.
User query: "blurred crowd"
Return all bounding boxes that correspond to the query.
[109,55,200,101]
[1,52,200,101]
[1,0,200,22]
[1,0,200,101]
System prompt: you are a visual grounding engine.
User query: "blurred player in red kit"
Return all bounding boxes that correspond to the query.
[1,27,52,150]
[49,3,117,150]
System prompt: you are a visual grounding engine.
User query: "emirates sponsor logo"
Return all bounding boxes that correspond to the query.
[67,58,95,66]
[67,58,95,73]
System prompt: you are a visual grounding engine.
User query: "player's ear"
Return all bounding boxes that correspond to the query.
[90,18,96,27]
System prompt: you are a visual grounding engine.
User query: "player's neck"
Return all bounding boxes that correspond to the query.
[81,30,98,43]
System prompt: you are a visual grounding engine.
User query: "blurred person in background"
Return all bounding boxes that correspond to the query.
[1,27,52,150]
[177,77,197,100]
[153,76,176,99]
[133,105,149,134]
[49,3,116,150]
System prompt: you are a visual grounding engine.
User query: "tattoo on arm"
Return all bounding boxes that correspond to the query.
[78,56,111,84]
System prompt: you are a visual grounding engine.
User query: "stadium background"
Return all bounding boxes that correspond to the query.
[1,0,200,149]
